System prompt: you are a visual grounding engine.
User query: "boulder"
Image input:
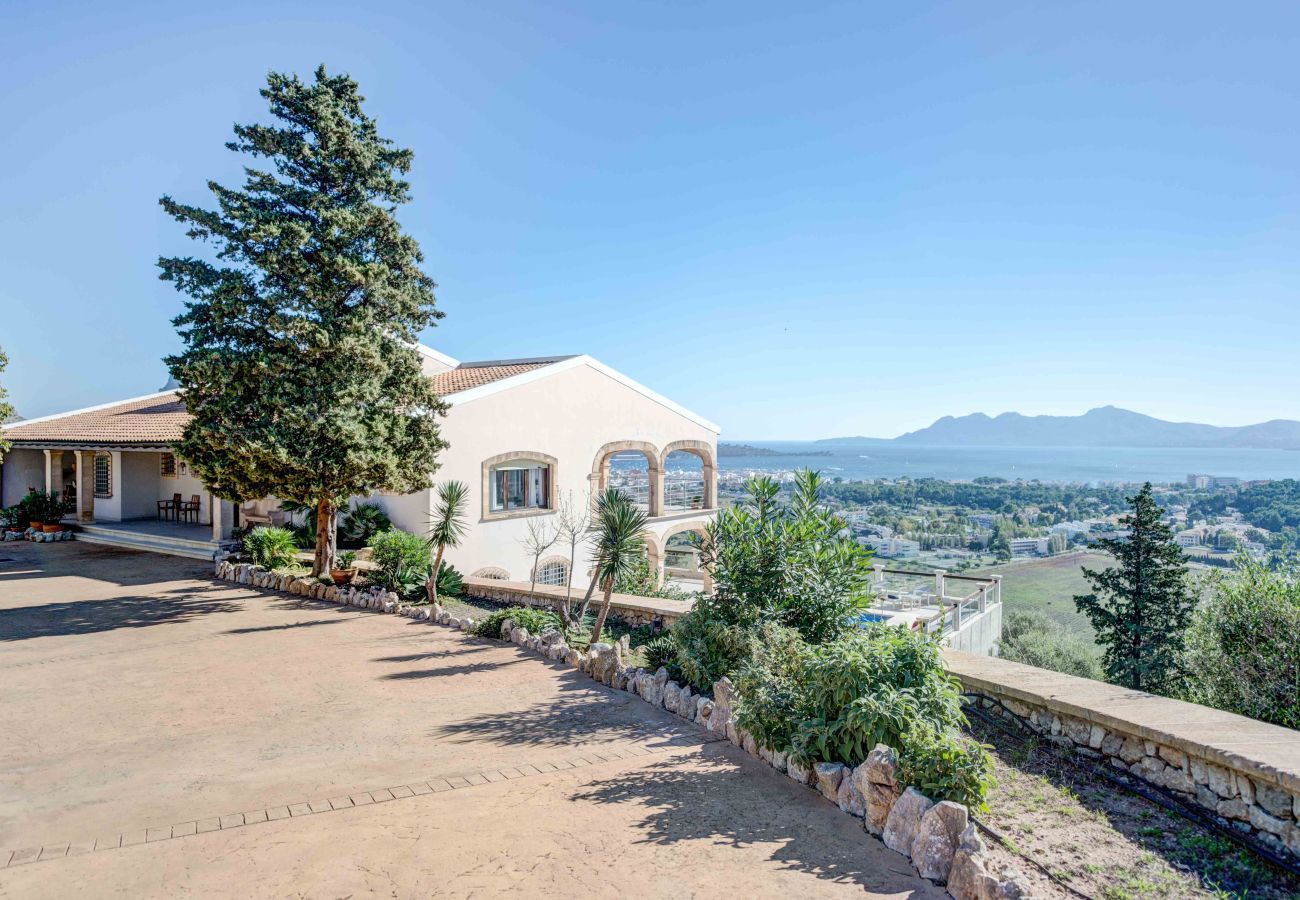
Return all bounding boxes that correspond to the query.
[912,800,969,883]
[564,647,583,668]
[946,825,994,900]
[696,698,714,728]
[587,644,621,684]
[814,762,845,803]
[863,744,902,836]
[771,750,788,774]
[741,730,758,757]
[836,766,866,817]
[499,617,516,638]
[510,626,529,645]
[676,688,695,721]
[461,618,475,632]
[662,682,681,713]
[448,616,462,629]
[786,758,814,786]
[882,787,934,857]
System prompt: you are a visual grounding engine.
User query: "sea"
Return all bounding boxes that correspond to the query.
[713,441,1300,485]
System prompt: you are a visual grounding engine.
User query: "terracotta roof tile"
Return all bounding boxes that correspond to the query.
[3,359,558,447]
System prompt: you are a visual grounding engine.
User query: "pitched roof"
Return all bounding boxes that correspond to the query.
[2,357,574,447]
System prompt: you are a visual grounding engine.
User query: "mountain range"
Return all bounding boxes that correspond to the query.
[818,407,1300,450]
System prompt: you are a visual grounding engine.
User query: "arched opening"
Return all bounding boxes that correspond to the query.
[591,441,660,516]
[660,523,714,592]
[662,450,706,512]
[472,566,510,580]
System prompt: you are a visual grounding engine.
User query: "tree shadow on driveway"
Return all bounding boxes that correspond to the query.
[569,748,942,897]
[0,589,243,641]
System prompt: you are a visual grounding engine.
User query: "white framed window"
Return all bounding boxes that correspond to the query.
[472,567,510,580]
[94,453,112,498]
[160,452,178,478]
[489,462,550,513]
[536,559,568,587]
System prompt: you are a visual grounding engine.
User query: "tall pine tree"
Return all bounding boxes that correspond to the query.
[1075,482,1193,693]
[160,67,447,575]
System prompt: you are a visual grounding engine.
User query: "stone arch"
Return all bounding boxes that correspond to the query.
[658,520,714,592]
[590,440,661,516]
[481,451,559,520]
[660,440,716,510]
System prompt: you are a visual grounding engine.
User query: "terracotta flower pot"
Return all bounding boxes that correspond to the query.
[29,521,44,530]
[330,568,355,585]
[43,524,63,534]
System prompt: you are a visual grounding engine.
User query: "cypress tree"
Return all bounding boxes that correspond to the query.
[159,67,447,575]
[1075,482,1193,693]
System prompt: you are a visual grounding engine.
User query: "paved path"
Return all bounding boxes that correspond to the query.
[0,541,941,899]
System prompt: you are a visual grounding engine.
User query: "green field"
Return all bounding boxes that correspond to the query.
[973,552,1111,641]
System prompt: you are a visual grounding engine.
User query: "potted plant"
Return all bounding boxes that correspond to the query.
[0,506,24,534]
[27,492,69,532]
[331,551,358,585]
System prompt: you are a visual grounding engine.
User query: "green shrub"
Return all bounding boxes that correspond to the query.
[243,526,299,569]
[674,592,762,692]
[436,562,464,598]
[733,624,994,809]
[1180,558,1300,729]
[641,633,681,672]
[368,529,431,595]
[341,502,392,545]
[614,555,690,601]
[897,723,996,811]
[999,611,1103,681]
[474,606,563,640]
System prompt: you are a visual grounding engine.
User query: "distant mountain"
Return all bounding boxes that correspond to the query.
[819,407,1300,449]
[719,442,832,458]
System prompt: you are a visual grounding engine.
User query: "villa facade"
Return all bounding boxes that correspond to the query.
[0,346,720,589]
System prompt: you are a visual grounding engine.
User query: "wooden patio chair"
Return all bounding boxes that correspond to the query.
[180,494,201,525]
[158,493,182,521]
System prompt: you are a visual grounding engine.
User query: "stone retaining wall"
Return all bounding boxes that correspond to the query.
[3,528,74,543]
[212,560,1024,898]
[946,650,1300,862]
[460,576,689,629]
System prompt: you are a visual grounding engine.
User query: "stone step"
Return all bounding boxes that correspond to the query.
[77,526,220,561]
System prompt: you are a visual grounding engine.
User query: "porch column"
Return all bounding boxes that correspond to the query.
[649,464,663,518]
[76,451,95,522]
[43,450,53,493]
[210,493,222,542]
[703,462,717,509]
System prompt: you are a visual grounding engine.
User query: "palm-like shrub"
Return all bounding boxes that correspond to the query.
[341,503,391,545]
[589,489,648,645]
[426,480,469,604]
[474,606,563,639]
[243,526,300,569]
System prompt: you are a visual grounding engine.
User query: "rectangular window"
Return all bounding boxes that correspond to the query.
[160,453,178,478]
[94,454,112,498]
[490,463,550,512]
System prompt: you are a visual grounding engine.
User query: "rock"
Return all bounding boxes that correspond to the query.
[677,688,695,721]
[510,626,529,645]
[713,676,734,706]
[1062,717,1091,746]
[837,766,865,817]
[612,668,629,691]
[538,628,563,647]
[1158,745,1187,769]
[771,750,788,774]
[1165,766,1195,795]
[1089,724,1107,750]
[741,730,758,757]
[654,667,671,688]
[882,787,934,857]
[662,682,681,714]
[786,758,813,786]
[1118,735,1145,765]
[696,697,714,728]
[586,644,620,684]
[461,618,475,632]
[911,800,969,883]
[499,617,515,638]
[1207,764,1235,798]
[1249,804,1288,837]
[1256,782,1293,818]
[864,744,902,836]
[946,824,991,900]
[447,616,462,629]
[814,762,846,803]
[564,648,582,667]
[1216,798,1249,821]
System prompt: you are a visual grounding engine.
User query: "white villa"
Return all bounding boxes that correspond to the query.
[0,346,720,590]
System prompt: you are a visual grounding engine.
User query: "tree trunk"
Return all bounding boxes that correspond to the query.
[590,577,614,646]
[573,569,600,625]
[561,543,577,621]
[312,498,337,577]
[427,544,445,605]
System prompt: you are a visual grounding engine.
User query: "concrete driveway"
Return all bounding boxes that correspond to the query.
[0,541,941,899]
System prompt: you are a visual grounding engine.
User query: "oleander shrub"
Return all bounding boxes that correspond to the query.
[474,606,563,640]
[733,623,994,809]
[368,529,430,594]
[674,591,763,693]
[243,526,299,569]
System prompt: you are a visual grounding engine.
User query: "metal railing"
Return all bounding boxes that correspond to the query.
[867,565,1002,636]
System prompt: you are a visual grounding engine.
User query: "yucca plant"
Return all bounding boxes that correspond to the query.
[426,480,469,605]
[589,490,648,646]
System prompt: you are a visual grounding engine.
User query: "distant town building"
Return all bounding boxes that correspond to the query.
[1009,537,1049,557]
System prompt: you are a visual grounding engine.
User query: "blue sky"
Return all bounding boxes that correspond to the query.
[2,1,1297,438]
